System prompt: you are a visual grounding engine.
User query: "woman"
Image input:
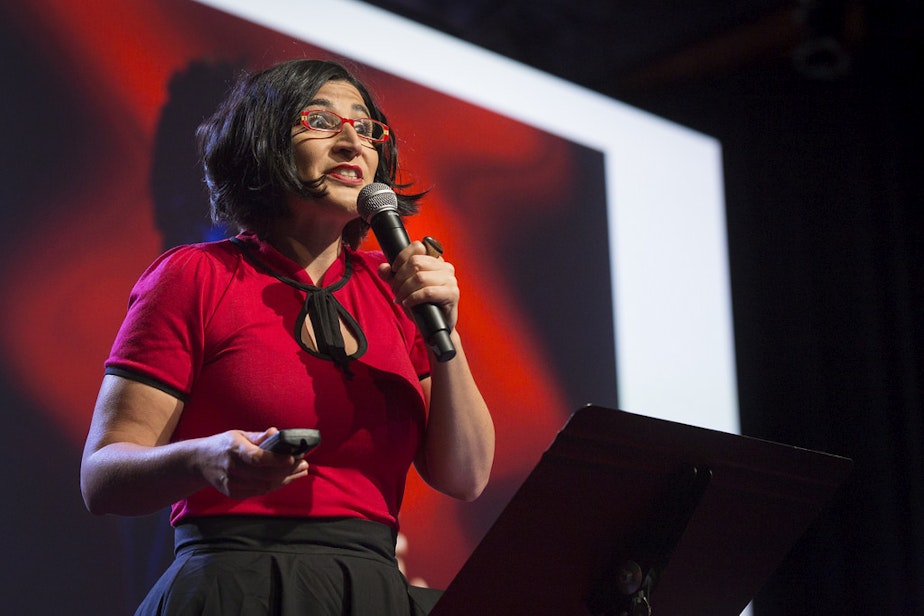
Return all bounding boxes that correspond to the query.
[80,58,494,615]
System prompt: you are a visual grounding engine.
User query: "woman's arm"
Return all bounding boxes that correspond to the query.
[417,331,495,500]
[80,374,309,516]
[380,241,495,501]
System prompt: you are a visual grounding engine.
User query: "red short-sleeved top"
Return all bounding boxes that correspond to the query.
[105,231,430,529]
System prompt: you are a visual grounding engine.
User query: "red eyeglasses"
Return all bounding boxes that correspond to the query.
[299,110,390,143]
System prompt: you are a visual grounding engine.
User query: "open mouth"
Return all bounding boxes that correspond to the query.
[327,166,363,183]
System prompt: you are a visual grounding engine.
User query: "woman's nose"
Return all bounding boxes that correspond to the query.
[333,122,364,154]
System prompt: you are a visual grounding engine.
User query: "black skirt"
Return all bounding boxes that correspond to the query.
[135,516,443,616]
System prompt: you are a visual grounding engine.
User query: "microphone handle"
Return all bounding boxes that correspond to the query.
[372,211,456,362]
[413,307,456,362]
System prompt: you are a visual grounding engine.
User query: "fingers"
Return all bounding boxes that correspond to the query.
[379,240,460,333]
[382,241,458,305]
[386,238,446,271]
[219,457,309,498]
[248,427,277,447]
[206,429,311,499]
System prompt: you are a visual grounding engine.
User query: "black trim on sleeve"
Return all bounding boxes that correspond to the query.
[104,367,189,403]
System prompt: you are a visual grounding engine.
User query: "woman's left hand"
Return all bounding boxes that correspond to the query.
[378,240,459,331]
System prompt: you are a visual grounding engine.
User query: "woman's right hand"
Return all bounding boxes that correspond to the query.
[197,429,310,499]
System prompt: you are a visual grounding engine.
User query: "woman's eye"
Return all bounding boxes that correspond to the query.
[308,112,338,129]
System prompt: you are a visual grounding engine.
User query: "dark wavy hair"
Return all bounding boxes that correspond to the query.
[197,59,422,248]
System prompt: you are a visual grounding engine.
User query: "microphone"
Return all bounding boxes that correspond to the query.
[357,183,456,362]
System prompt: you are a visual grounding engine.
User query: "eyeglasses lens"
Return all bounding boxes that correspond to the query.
[303,111,386,142]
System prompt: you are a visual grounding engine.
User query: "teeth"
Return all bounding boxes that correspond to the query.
[335,168,358,178]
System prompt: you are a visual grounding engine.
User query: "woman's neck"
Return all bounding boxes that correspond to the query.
[266,226,344,284]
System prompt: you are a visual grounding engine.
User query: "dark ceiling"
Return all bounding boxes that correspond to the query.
[358,0,917,99]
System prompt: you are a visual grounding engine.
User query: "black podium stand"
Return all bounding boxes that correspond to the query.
[430,405,852,616]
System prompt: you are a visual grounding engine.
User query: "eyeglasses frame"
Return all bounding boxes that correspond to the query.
[299,109,390,143]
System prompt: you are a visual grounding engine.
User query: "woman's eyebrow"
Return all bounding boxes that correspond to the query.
[305,97,332,108]
[305,98,372,116]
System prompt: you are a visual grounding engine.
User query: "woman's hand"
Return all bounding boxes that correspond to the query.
[378,239,459,331]
[197,428,310,499]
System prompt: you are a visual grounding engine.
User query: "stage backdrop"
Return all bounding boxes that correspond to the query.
[0,0,734,612]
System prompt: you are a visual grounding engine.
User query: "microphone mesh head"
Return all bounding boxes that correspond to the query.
[357,183,398,223]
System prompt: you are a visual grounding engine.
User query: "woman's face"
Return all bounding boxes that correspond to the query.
[289,79,380,219]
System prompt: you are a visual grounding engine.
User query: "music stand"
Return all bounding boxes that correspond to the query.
[430,405,852,616]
